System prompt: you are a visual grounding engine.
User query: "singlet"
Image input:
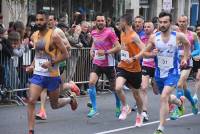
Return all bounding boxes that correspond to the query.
[32,29,60,77]
[154,31,179,78]
[91,28,118,67]
[118,31,141,72]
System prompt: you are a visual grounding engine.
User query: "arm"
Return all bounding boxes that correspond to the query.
[90,42,95,58]
[191,33,200,57]
[56,28,71,52]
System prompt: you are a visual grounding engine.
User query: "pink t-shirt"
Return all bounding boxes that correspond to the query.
[91,28,118,66]
[141,34,155,68]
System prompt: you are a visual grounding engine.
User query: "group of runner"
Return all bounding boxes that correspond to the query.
[26,10,199,134]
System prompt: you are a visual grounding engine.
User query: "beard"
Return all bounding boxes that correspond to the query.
[96,24,105,30]
[159,26,169,33]
[36,23,47,31]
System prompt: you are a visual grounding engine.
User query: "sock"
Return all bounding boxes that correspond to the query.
[87,85,97,111]
[184,89,195,106]
[176,88,184,99]
[158,125,164,132]
[114,92,121,109]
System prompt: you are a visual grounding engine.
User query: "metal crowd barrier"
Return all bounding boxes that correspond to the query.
[0,48,109,104]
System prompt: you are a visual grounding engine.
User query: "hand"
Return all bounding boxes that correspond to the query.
[152,48,158,56]
[125,57,135,63]
[22,38,29,45]
[97,50,106,56]
[26,65,34,73]
[41,61,52,69]
[180,58,187,68]
[90,50,95,59]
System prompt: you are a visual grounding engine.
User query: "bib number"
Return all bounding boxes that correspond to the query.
[157,56,173,69]
[35,59,48,72]
[121,50,129,61]
[94,50,106,60]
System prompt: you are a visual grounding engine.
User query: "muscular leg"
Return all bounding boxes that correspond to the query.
[132,86,143,114]
[140,75,149,112]
[115,77,127,106]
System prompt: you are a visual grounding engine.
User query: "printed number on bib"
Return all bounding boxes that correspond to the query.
[35,59,48,72]
[157,56,173,69]
[94,50,106,60]
[121,50,129,61]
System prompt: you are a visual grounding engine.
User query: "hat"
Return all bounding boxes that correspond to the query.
[57,23,68,29]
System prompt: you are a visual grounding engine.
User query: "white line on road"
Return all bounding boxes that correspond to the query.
[95,112,200,134]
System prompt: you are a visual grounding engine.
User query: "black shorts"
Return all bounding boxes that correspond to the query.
[91,64,116,82]
[117,68,142,89]
[142,66,155,78]
[193,60,200,72]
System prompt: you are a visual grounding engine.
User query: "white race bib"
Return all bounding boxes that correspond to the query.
[157,56,173,69]
[94,50,106,60]
[35,58,48,72]
[121,50,129,61]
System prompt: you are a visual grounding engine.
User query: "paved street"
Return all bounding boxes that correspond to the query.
[0,81,200,134]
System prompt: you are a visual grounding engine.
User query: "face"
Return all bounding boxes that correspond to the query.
[96,16,106,30]
[159,16,171,33]
[196,26,200,37]
[144,22,154,35]
[134,18,144,31]
[10,39,20,49]
[178,16,188,30]
[81,23,89,33]
[119,19,126,32]
[36,14,47,31]
[48,15,56,29]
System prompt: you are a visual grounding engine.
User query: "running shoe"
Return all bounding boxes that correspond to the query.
[135,113,144,127]
[169,103,176,113]
[87,108,98,118]
[29,130,34,134]
[35,110,47,120]
[69,81,80,96]
[69,92,78,111]
[153,129,164,134]
[192,95,198,115]
[170,96,185,120]
[115,107,121,118]
[119,105,131,120]
[142,111,149,122]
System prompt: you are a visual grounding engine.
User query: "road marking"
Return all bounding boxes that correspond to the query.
[95,112,200,134]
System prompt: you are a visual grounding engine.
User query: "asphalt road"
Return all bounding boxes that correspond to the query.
[0,81,200,134]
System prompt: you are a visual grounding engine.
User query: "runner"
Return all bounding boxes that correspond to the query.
[26,10,78,134]
[140,21,156,122]
[139,11,190,134]
[115,13,145,127]
[35,14,80,120]
[87,13,121,118]
[171,15,199,120]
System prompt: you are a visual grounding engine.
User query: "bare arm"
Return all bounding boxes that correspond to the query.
[107,41,121,54]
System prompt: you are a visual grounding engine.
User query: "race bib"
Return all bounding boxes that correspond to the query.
[94,50,106,60]
[121,50,129,61]
[157,56,173,69]
[35,58,48,72]
[178,50,184,56]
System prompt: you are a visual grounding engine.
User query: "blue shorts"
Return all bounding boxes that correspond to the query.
[155,74,180,94]
[30,74,61,92]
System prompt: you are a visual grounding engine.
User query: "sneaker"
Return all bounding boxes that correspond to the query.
[135,114,144,127]
[69,92,78,111]
[29,130,34,134]
[35,110,47,120]
[119,105,131,120]
[170,106,184,120]
[179,96,185,116]
[87,108,98,118]
[192,95,198,115]
[69,81,80,96]
[142,111,149,122]
[153,129,164,134]
[87,102,92,108]
[115,107,121,118]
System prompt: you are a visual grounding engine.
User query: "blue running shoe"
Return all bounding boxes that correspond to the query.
[87,109,98,118]
[192,95,198,115]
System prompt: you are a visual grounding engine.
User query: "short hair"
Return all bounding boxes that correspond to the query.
[13,21,25,30]
[158,11,172,22]
[95,13,105,20]
[8,31,20,41]
[121,13,133,26]
[37,10,48,19]
[135,15,144,20]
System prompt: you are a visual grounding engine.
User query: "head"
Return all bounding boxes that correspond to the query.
[36,10,48,31]
[48,15,57,29]
[73,12,83,25]
[134,16,144,32]
[177,15,188,30]
[8,31,21,49]
[0,24,7,38]
[120,13,133,32]
[106,17,112,26]
[13,21,25,39]
[95,13,106,31]
[144,21,154,35]
[81,21,89,33]
[196,24,200,38]
[152,16,159,29]
[158,11,172,33]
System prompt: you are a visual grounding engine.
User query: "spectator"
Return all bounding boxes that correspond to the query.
[134,15,145,38]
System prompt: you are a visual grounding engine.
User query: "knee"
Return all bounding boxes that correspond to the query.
[160,94,169,103]
[28,98,37,105]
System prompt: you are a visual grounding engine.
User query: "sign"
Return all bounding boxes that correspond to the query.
[163,0,172,11]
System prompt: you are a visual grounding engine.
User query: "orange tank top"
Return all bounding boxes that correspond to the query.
[118,31,141,72]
